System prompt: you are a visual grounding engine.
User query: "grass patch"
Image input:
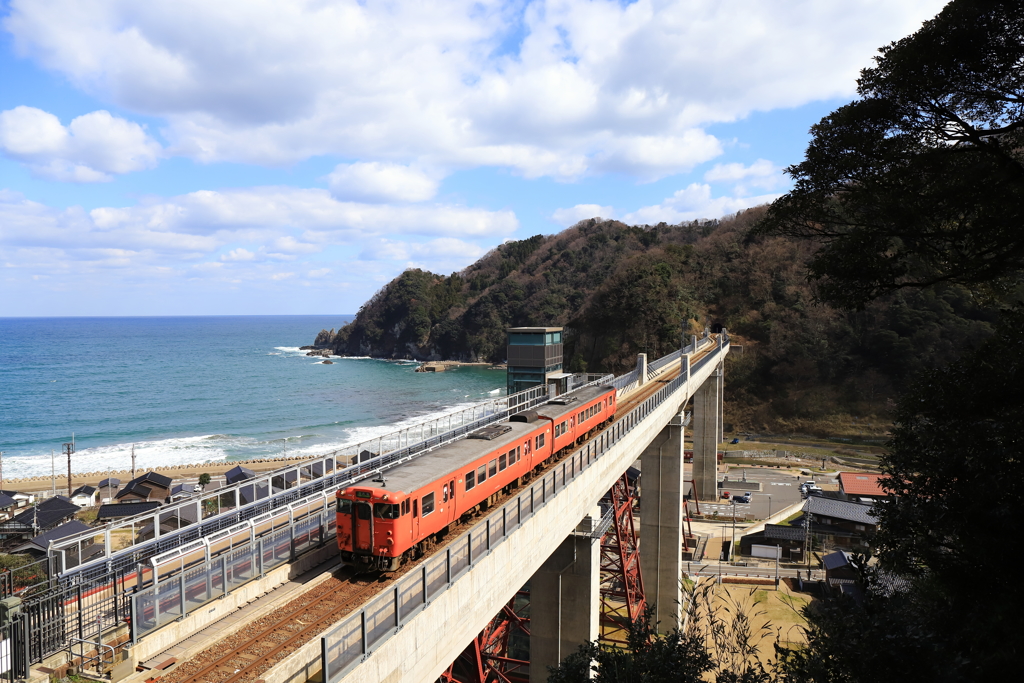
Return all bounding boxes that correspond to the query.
[775,512,804,527]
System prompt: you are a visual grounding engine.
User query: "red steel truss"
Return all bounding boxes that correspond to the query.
[438,591,531,683]
[599,472,647,646]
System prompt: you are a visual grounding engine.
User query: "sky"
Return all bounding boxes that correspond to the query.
[0,0,947,317]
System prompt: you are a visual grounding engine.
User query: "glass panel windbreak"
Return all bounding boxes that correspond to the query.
[155,579,182,629]
[425,555,448,601]
[470,529,487,563]
[489,518,503,546]
[364,596,397,650]
[323,617,363,681]
[183,564,218,613]
[227,546,255,589]
[133,590,158,637]
[398,574,424,621]
[449,537,470,579]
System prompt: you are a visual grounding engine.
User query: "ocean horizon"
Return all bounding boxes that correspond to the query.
[0,315,506,480]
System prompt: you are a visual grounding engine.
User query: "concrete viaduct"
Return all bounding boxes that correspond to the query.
[305,334,729,683]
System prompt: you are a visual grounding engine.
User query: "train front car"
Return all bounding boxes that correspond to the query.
[336,486,411,571]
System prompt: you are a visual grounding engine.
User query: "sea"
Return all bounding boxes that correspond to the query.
[0,316,506,480]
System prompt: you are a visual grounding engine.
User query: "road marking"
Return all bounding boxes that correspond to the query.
[770,482,792,486]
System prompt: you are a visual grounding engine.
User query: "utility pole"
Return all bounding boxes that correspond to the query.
[51,449,56,497]
[131,444,136,480]
[731,499,737,562]
[63,440,75,497]
[0,450,4,492]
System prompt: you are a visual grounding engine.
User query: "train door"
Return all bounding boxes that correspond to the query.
[443,478,456,522]
[352,500,373,553]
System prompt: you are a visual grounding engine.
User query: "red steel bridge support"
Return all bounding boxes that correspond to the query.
[438,591,531,683]
[599,472,647,646]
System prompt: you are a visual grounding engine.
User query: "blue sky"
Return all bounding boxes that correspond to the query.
[0,0,946,316]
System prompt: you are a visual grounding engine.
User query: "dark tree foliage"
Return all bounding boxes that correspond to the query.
[783,308,1024,682]
[546,612,714,683]
[758,0,1024,308]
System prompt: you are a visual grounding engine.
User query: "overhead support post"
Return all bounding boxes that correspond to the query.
[636,353,648,387]
[529,513,600,683]
[639,411,684,632]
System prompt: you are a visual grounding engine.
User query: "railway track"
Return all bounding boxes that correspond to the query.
[154,346,716,682]
[158,571,384,683]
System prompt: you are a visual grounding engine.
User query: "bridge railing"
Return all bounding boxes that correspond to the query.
[321,341,727,682]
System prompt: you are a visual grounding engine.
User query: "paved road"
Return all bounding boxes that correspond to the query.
[682,467,835,519]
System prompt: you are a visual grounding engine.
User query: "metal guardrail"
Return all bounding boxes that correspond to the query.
[320,335,729,682]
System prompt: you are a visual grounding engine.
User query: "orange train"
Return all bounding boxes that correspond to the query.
[336,385,617,570]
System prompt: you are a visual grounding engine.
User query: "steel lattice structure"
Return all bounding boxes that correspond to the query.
[599,472,646,646]
[438,591,531,683]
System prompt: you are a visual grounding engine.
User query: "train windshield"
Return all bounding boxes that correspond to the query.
[337,498,352,514]
[374,503,400,519]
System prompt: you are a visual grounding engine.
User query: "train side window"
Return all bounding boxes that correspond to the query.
[516,446,522,461]
[536,433,545,449]
[488,459,498,477]
[466,469,476,490]
[337,498,352,515]
[422,493,435,516]
[413,499,418,517]
[499,454,507,470]
[477,464,487,483]
[442,484,449,502]
[402,500,409,515]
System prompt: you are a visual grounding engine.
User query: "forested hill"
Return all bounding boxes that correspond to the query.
[315,207,998,433]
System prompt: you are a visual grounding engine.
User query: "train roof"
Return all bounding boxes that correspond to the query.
[532,385,614,421]
[348,418,542,496]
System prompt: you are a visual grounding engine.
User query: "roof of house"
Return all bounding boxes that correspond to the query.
[225,465,256,484]
[806,496,878,526]
[19,520,92,552]
[71,485,97,497]
[0,490,31,499]
[823,550,853,571]
[97,478,121,489]
[115,481,153,500]
[11,496,79,529]
[764,524,806,541]
[136,472,172,489]
[0,493,17,509]
[838,472,887,497]
[96,501,162,521]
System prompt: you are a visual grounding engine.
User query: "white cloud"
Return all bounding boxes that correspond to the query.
[0,106,162,181]
[551,204,617,227]
[3,0,946,181]
[623,183,781,224]
[358,237,486,265]
[327,162,440,203]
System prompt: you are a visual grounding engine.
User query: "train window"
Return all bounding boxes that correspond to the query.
[489,459,498,477]
[477,464,487,483]
[466,469,476,490]
[357,503,371,520]
[402,500,410,515]
[337,498,352,515]
[413,499,418,517]
[516,446,522,461]
[536,433,545,449]
[499,454,507,470]
[374,503,399,519]
[442,484,449,502]
[422,493,435,516]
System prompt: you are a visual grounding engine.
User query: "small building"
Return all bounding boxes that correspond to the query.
[505,327,564,395]
[114,472,172,504]
[14,519,95,559]
[0,496,80,548]
[225,465,256,485]
[838,472,890,502]
[70,485,99,508]
[0,490,35,510]
[740,524,805,561]
[97,478,121,503]
[804,496,878,550]
[96,501,162,523]
[0,493,19,521]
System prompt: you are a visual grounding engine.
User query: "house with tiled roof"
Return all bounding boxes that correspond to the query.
[114,472,172,503]
[805,496,878,550]
[838,472,891,502]
[0,496,80,548]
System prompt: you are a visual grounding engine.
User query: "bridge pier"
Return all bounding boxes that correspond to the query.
[692,361,723,501]
[529,513,601,683]
[639,411,685,633]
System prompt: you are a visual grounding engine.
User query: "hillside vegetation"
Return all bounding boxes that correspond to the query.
[315,207,998,435]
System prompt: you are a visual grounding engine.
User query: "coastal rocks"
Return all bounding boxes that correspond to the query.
[322,359,334,364]
[306,348,332,358]
[313,328,337,347]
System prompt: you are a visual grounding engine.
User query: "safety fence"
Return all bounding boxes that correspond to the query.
[321,336,728,682]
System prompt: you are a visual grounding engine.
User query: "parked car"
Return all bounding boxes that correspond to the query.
[721,491,731,499]
[733,493,751,504]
